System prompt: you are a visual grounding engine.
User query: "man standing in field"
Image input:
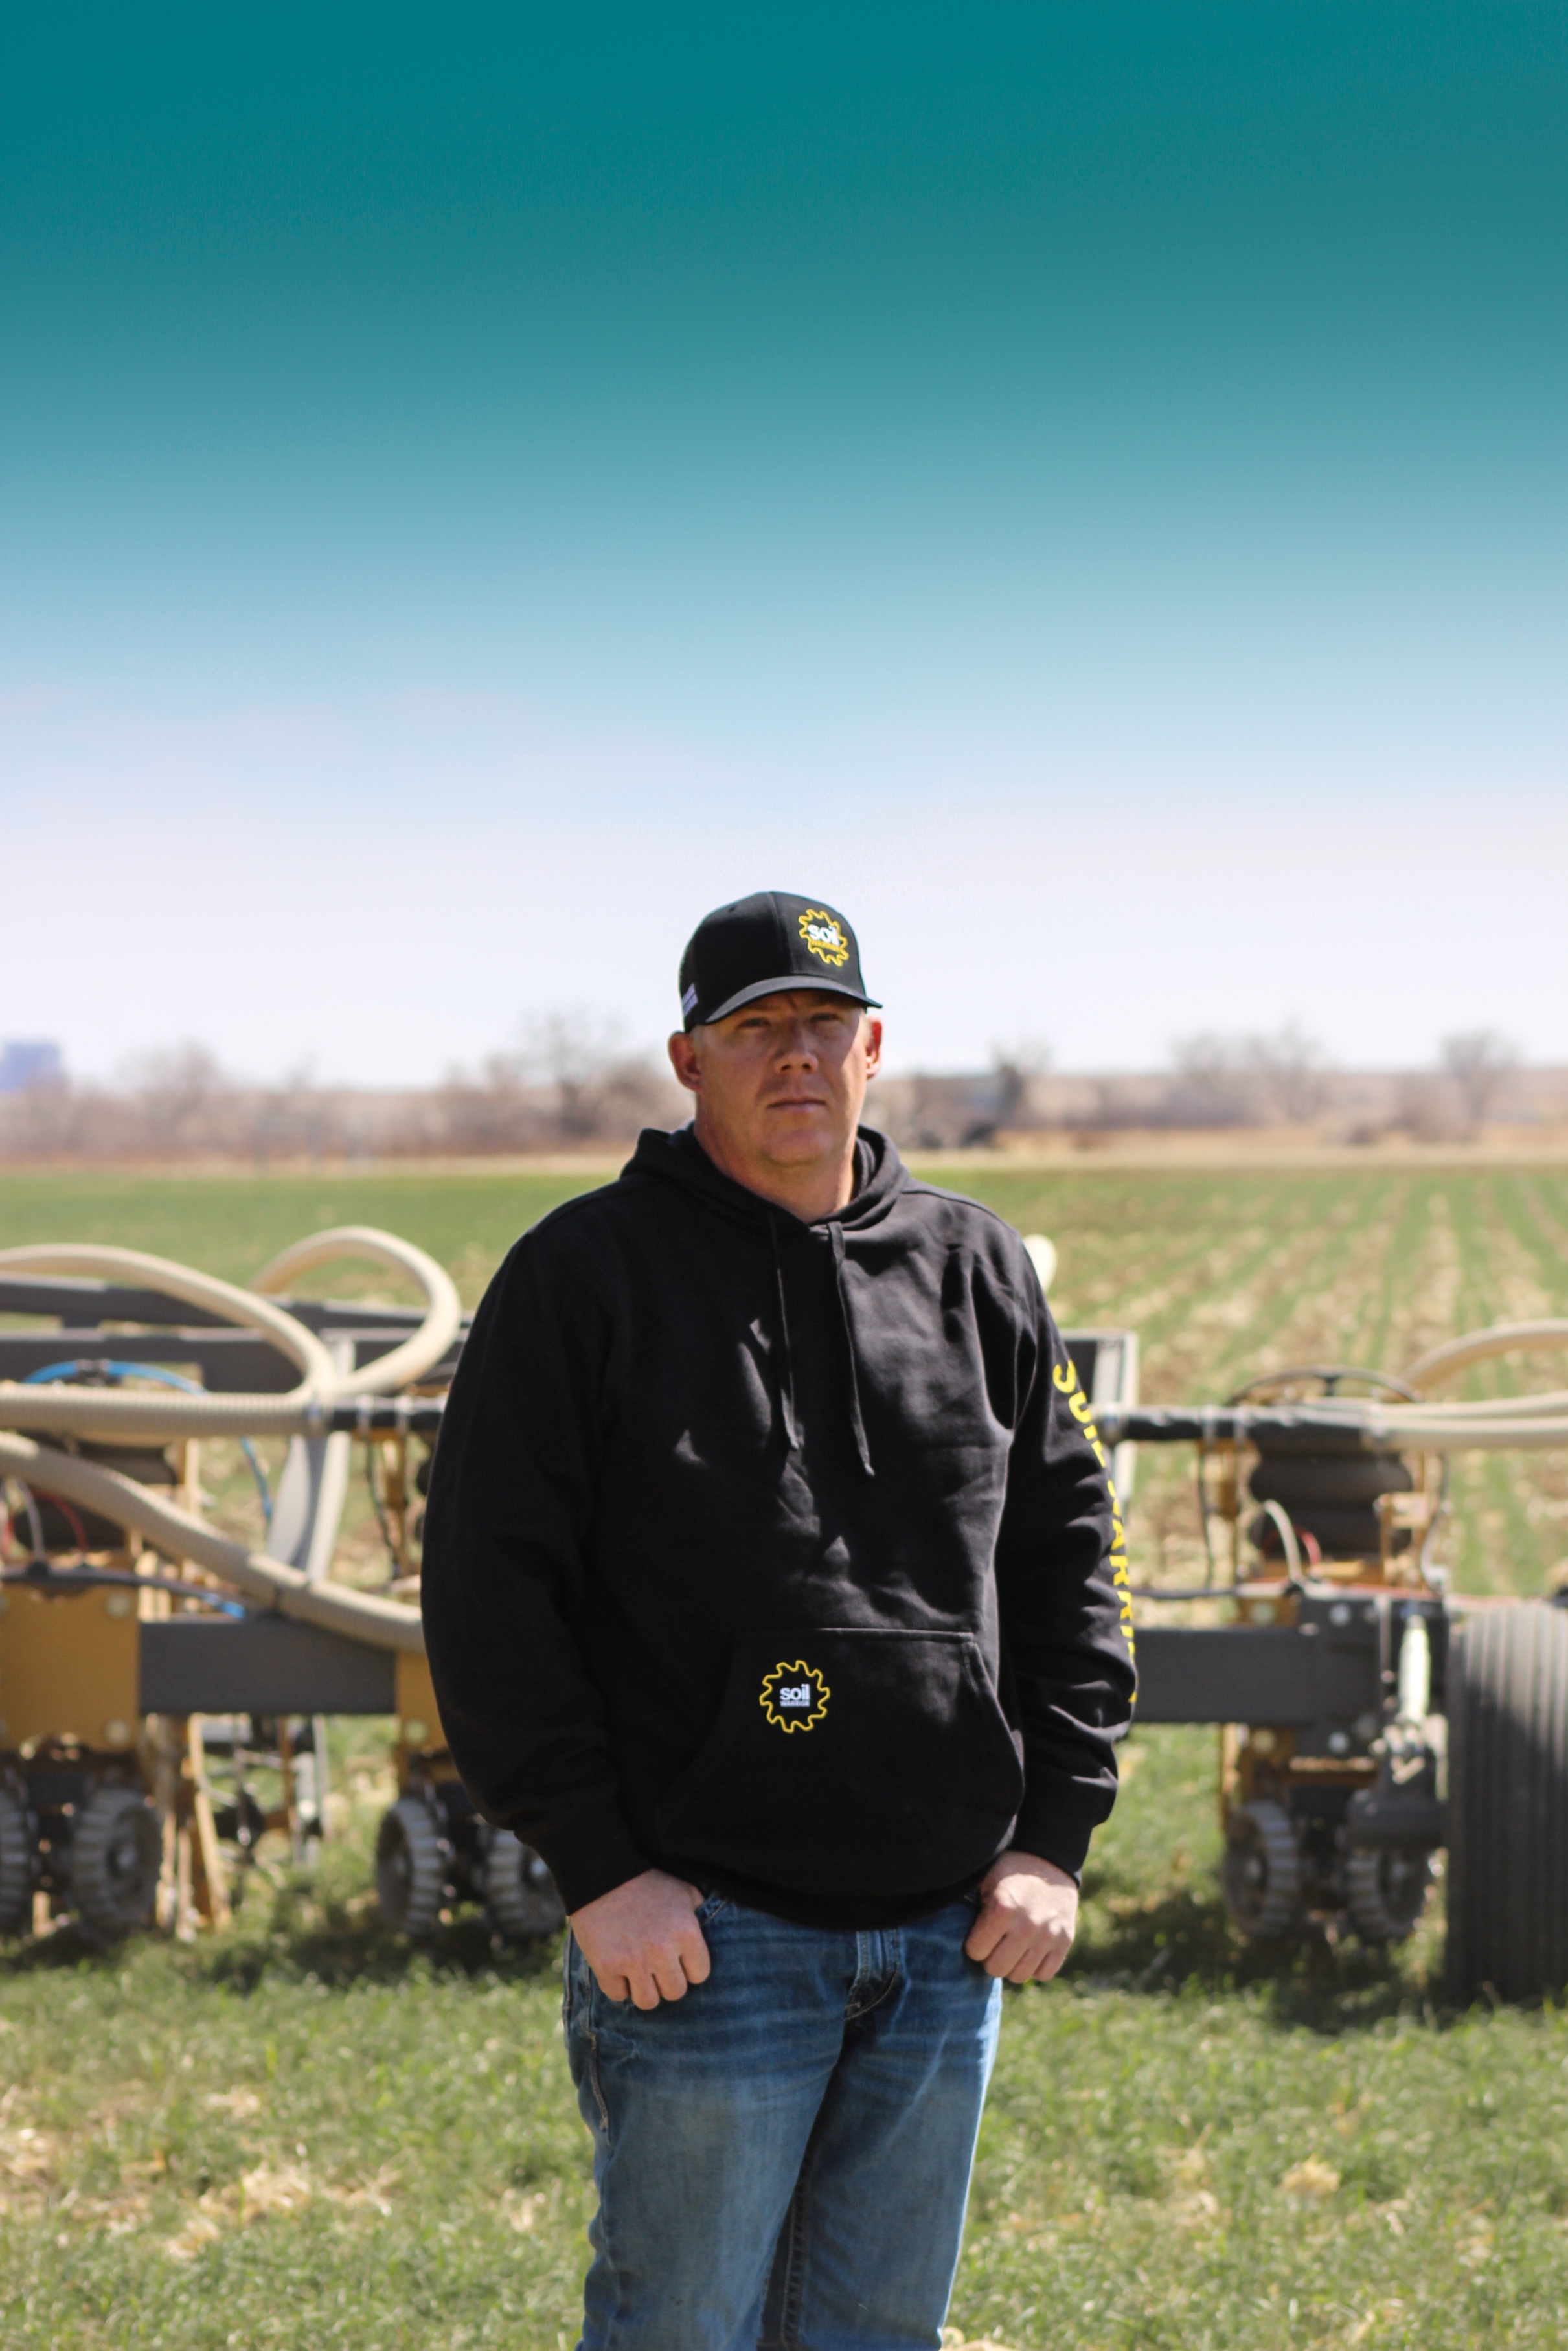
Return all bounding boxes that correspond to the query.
[422,890,1135,2351]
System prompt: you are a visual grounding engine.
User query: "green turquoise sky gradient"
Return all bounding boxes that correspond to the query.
[3,7,1565,1081]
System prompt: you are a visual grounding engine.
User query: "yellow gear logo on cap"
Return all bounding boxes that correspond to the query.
[798,909,849,968]
[760,1661,830,1732]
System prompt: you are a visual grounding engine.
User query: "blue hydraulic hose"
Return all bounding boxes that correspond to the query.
[21,1360,275,1528]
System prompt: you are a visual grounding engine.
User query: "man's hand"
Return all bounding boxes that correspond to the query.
[569,1869,712,2010]
[964,1850,1078,1984]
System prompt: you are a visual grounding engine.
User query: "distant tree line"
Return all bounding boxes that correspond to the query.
[0,1021,1533,1163]
[879,1028,1527,1150]
[0,1018,684,1163]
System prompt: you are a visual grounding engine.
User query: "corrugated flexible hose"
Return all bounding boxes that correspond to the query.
[0,1431,422,1650]
[0,1227,449,1648]
[0,1229,460,1440]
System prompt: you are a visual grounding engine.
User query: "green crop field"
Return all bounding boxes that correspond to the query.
[3,1161,1568,2349]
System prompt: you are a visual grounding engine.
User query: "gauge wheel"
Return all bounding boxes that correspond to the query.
[484,1830,565,1942]
[1345,1845,1434,1943]
[69,1786,162,1940]
[0,1790,34,1935]
[374,1797,448,1939]
[1221,1799,1304,1940]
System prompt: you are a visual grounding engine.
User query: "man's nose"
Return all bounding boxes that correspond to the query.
[775,1025,819,1065]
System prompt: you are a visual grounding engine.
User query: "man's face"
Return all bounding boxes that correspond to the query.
[668,990,883,1177]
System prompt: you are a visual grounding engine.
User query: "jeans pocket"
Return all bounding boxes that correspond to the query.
[694,1890,730,1925]
[561,1929,576,2035]
[585,2028,613,2142]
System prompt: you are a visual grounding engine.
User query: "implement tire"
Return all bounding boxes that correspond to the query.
[1345,1845,1433,1944]
[483,1830,565,1944]
[374,1797,448,1940]
[70,1787,161,1941]
[0,1791,34,1935]
[1446,1602,1568,2005]
[1221,1799,1302,1941]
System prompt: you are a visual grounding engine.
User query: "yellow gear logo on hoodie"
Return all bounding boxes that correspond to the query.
[760,1661,830,1732]
[797,910,850,968]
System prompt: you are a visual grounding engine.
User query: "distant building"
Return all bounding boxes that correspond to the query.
[0,1041,64,1095]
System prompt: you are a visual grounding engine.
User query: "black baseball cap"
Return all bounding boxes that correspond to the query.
[678,891,880,1030]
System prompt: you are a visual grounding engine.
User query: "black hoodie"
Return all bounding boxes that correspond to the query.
[420,1126,1135,1927]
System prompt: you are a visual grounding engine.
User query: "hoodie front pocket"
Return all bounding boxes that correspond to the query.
[652,1626,1024,1898]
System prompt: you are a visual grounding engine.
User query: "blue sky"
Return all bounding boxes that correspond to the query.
[3,6,1564,1083]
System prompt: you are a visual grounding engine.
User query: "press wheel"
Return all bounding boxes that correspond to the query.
[70,1786,162,1940]
[374,1796,448,1939]
[1221,1799,1303,1940]
[483,1830,565,1942]
[0,1790,34,1935]
[1345,1845,1433,1943]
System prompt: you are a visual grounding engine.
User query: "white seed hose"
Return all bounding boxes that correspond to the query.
[1403,1319,1568,1394]
[0,1230,460,1441]
[1182,1319,1568,1455]
[1355,1414,1568,1452]
[1269,1319,1568,1451]
[251,1225,461,1398]
[0,1432,424,1652]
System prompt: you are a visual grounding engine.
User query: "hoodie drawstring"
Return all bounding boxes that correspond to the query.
[769,1216,802,1453]
[830,1223,875,1478]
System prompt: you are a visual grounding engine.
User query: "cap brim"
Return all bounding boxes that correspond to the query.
[692,975,881,1028]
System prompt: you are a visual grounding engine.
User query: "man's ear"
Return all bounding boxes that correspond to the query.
[863,1016,883,1081]
[668,1030,701,1095]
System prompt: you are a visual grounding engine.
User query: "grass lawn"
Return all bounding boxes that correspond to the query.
[3,1161,1568,2346]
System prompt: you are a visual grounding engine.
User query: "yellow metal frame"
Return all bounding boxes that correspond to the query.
[394,1650,451,1789]
[0,1584,141,1752]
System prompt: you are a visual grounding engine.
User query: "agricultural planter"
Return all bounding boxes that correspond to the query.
[0,1234,558,1946]
[1090,1329,1568,2001]
[0,1228,1563,2003]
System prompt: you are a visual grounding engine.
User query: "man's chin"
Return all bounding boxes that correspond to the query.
[758,1117,841,1166]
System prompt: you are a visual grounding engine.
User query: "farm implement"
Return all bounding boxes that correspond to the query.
[0,1223,1563,2002]
[1091,1325,1568,2002]
[0,1231,558,1947]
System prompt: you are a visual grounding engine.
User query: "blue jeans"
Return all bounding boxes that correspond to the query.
[563,1892,1002,2351]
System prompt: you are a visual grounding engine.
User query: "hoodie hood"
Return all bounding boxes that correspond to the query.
[626,1121,909,1232]
[628,1124,903,1477]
